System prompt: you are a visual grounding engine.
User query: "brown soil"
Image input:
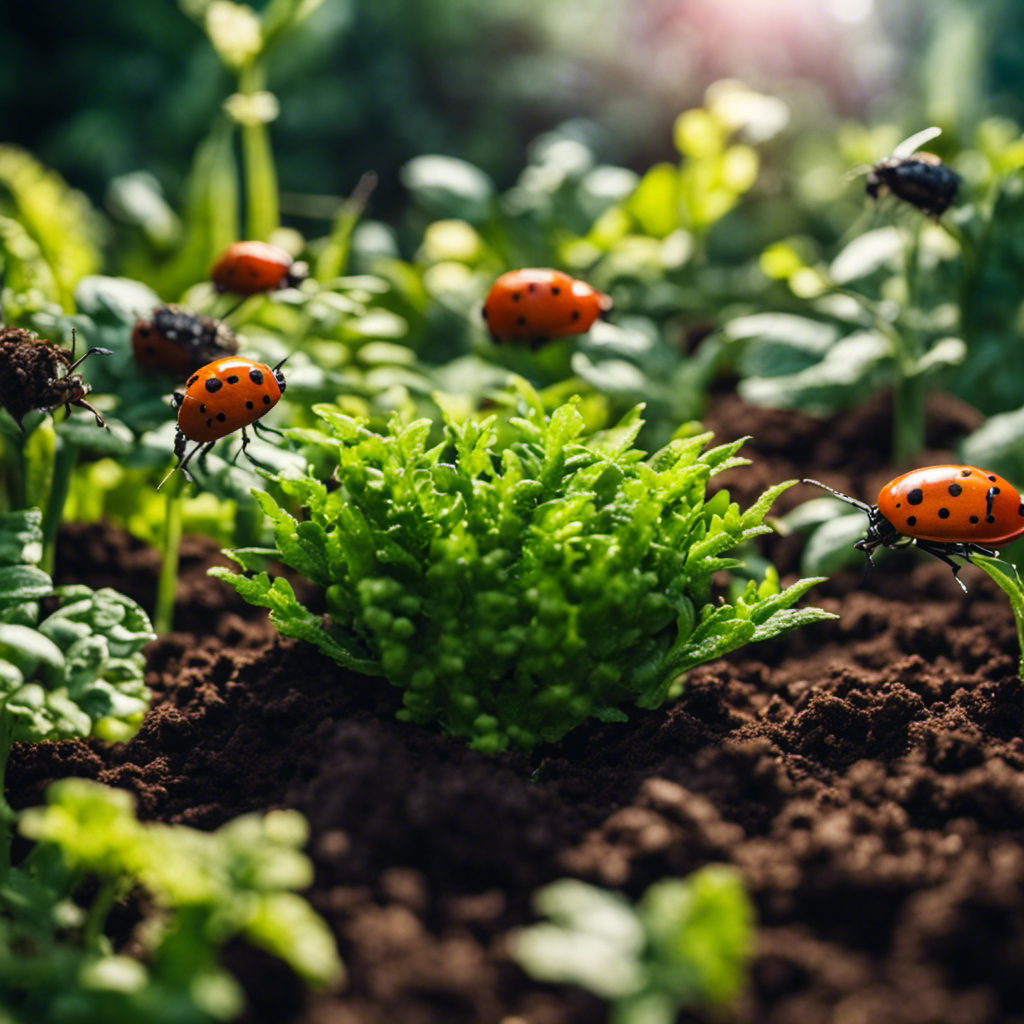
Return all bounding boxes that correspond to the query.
[11,388,1024,1024]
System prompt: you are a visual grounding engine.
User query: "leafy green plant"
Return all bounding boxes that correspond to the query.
[0,777,342,1023]
[0,508,154,877]
[213,379,835,752]
[512,864,753,1024]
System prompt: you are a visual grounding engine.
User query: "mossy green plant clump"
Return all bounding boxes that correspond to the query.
[213,380,836,752]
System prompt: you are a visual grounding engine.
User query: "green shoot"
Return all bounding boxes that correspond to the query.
[512,865,754,1024]
[0,778,342,1021]
[970,554,1024,677]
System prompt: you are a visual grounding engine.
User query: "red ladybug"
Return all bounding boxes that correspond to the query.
[131,305,238,376]
[159,355,286,487]
[803,465,1024,590]
[481,269,612,350]
[211,241,309,295]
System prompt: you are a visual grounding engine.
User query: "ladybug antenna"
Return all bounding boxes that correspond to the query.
[801,478,873,515]
[273,354,290,372]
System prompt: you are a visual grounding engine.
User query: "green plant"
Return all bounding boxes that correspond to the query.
[213,379,835,752]
[0,777,342,1022]
[512,864,753,1024]
[0,509,154,878]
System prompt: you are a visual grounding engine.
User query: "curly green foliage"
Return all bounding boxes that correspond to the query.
[0,510,154,746]
[214,382,834,752]
[512,865,754,1023]
[0,778,342,1023]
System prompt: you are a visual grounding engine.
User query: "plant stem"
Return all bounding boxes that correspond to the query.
[891,222,925,464]
[156,475,185,636]
[40,437,78,578]
[83,878,122,951]
[239,61,279,241]
[0,708,15,882]
[971,554,1024,677]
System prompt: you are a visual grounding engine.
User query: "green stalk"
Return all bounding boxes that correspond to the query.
[156,475,185,636]
[0,707,15,881]
[40,437,78,578]
[239,61,279,240]
[971,554,1024,677]
[891,222,925,464]
[83,877,123,951]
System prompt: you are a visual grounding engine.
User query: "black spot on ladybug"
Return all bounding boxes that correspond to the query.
[895,502,901,508]
[937,508,950,519]
[970,515,979,524]
[528,283,537,292]
[907,488,924,505]
[137,326,151,337]
[246,400,254,410]
[1019,504,1024,517]
[205,377,223,393]
[250,267,260,277]
[989,475,997,481]
[517,316,527,326]
[961,469,971,476]
[511,292,521,302]
[145,347,156,357]
[200,404,207,414]
[216,412,227,422]
[571,310,580,320]
[907,515,917,526]
[262,394,271,405]
[948,482,962,497]
[249,368,264,385]
[551,286,561,295]
[206,418,213,428]
[187,375,199,388]
[988,515,996,523]
[226,375,239,384]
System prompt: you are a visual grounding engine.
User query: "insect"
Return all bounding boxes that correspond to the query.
[864,126,961,218]
[803,465,1024,591]
[481,268,612,350]
[131,305,238,376]
[159,355,287,488]
[0,326,110,430]
[211,241,309,296]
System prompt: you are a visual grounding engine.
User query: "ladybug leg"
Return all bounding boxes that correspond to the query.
[251,418,285,439]
[913,540,970,593]
[157,431,204,491]
[196,441,216,477]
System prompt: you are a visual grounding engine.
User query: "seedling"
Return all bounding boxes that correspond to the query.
[213,380,836,752]
[1,779,342,1021]
[512,865,753,1024]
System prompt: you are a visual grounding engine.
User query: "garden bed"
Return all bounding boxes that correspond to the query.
[11,389,1024,1024]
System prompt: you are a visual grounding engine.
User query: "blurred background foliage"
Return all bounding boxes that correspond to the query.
[5,0,1024,559]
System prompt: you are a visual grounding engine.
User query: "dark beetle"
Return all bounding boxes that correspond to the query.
[864,127,960,218]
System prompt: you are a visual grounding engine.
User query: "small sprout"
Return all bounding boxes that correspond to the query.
[0,327,111,430]
[512,865,754,1023]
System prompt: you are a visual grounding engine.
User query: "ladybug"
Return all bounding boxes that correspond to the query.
[481,269,612,350]
[131,305,238,376]
[0,326,110,430]
[159,355,287,487]
[803,465,1024,590]
[211,241,309,296]
[864,126,960,218]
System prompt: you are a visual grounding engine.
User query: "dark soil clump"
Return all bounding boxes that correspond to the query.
[10,390,1024,1024]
